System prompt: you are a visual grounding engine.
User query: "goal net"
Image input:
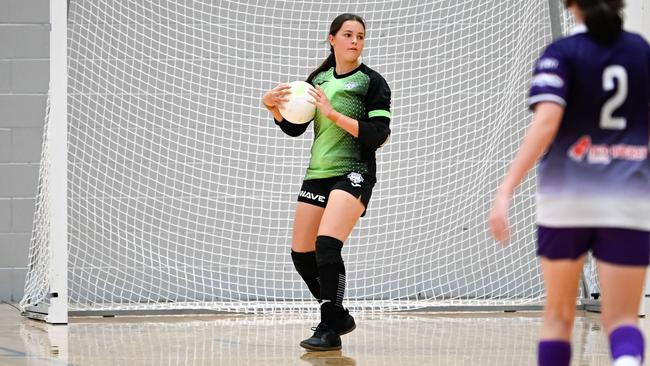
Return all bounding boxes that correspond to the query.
[22,1,587,316]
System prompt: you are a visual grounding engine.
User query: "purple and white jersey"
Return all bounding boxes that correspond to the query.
[528,25,650,230]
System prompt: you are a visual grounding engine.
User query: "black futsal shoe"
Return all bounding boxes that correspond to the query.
[299,322,342,351]
[320,302,356,336]
[337,308,356,336]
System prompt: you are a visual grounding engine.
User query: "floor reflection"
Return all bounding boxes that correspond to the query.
[1,304,643,365]
[300,351,357,366]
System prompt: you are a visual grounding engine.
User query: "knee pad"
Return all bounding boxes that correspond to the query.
[315,236,344,267]
[291,250,316,267]
[291,250,318,275]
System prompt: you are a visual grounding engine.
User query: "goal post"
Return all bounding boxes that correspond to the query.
[21,0,69,325]
[47,0,70,325]
[19,1,618,322]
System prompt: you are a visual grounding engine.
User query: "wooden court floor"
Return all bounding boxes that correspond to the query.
[1,302,649,365]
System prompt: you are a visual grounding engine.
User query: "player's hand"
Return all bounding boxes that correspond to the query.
[262,84,291,109]
[488,191,512,244]
[308,86,334,118]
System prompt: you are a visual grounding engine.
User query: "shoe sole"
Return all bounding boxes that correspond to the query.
[299,341,342,352]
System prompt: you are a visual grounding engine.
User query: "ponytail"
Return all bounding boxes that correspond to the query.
[307,49,335,84]
[578,0,624,43]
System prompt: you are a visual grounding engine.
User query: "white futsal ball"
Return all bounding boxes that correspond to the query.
[278,81,316,124]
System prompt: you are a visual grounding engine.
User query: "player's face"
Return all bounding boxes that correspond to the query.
[330,20,365,63]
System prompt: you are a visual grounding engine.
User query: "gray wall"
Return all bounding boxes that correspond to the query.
[0,0,48,301]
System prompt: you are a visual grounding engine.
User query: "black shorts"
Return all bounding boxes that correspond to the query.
[297,172,375,217]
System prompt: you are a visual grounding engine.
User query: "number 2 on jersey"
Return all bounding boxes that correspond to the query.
[600,65,628,130]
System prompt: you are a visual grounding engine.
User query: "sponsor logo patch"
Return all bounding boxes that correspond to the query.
[568,135,591,162]
[345,82,358,90]
[567,135,648,164]
[299,190,326,203]
[537,58,559,70]
[347,172,364,187]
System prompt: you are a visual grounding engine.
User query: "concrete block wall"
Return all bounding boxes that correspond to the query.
[0,0,48,302]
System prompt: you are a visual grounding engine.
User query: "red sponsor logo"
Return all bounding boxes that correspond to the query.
[568,135,591,162]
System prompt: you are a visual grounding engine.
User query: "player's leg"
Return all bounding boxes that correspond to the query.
[315,188,365,325]
[538,257,585,366]
[598,262,646,366]
[300,178,369,351]
[291,202,325,301]
[291,179,331,302]
[537,226,592,366]
[594,228,649,366]
[313,173,372,329]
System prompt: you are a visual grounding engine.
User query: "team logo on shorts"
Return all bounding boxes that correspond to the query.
[347,172,363,187]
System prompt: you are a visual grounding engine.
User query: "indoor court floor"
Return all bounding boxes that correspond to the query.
[1,302,648,365]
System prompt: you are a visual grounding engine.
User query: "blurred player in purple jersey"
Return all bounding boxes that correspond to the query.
[489,1,650,365]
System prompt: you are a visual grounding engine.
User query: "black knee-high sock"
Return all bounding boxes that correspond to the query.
[291,250,320,300]
[315,236,346,324]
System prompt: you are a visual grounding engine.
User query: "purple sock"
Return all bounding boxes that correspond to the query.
[610,325,644,363]
[538,340,571,366]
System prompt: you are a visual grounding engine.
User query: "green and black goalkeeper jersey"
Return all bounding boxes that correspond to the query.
[275,63,391,181]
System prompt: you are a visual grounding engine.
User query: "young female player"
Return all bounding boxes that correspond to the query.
[262,13,391,351]
[489,1,650,365]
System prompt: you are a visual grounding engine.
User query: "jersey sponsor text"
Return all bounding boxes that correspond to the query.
[567,135,647,164]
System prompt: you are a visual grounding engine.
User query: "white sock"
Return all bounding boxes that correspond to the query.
[613,355,642,366]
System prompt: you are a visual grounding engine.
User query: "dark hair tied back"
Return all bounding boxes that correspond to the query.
[306,13,366,84]
[575,0,624,43]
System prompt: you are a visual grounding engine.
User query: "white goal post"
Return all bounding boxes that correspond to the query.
[20,0,69,324]
[24,0,645,324]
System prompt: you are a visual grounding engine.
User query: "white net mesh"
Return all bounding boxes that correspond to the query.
[20,97,53,311]
[23,1,583,314]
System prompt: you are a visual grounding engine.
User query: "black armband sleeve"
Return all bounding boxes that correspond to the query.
[357,116,391,149]
[274,118,310,137]
[358,71,391,149]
